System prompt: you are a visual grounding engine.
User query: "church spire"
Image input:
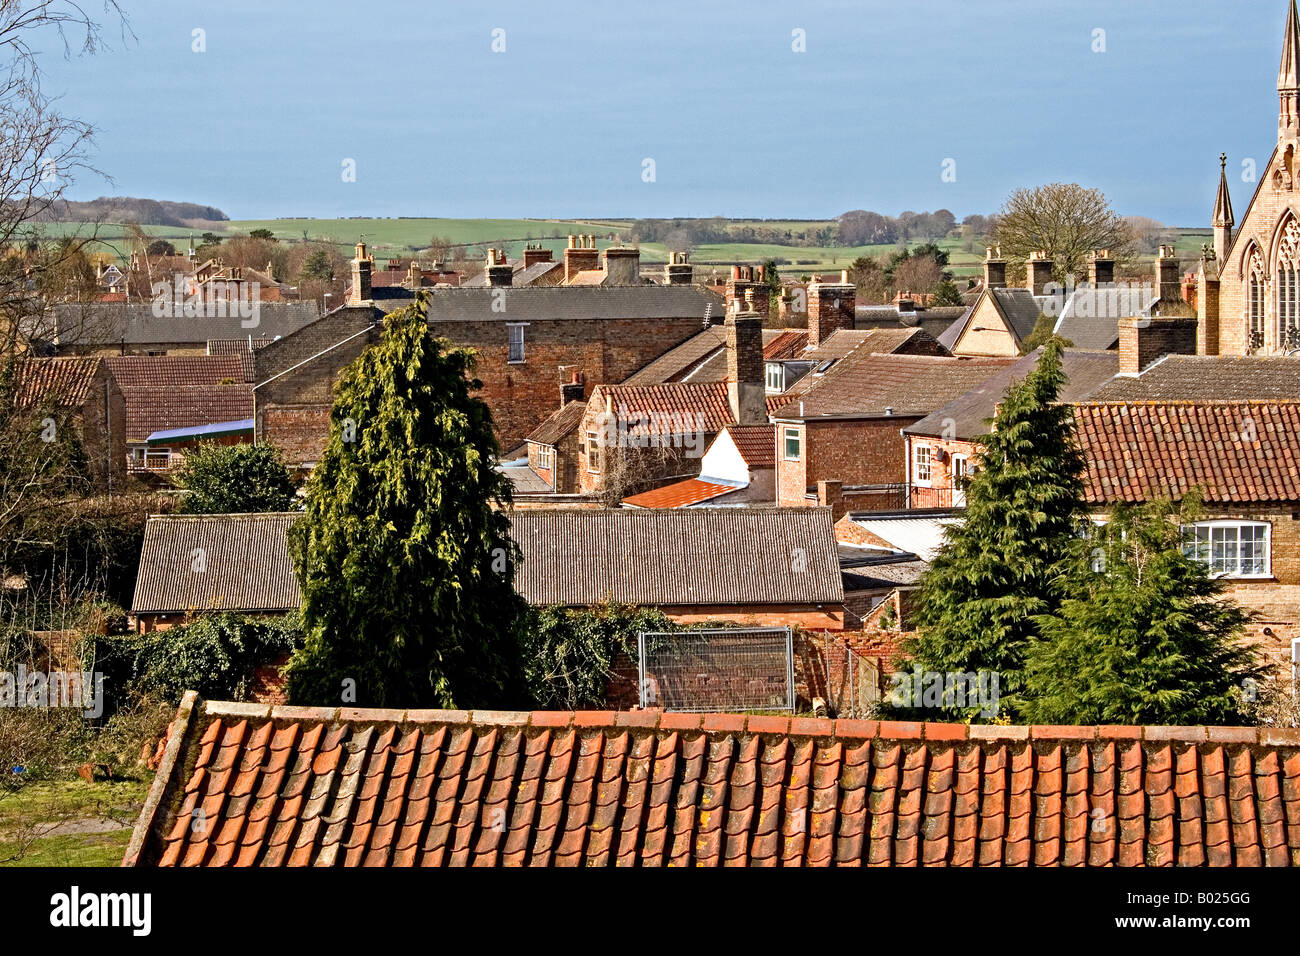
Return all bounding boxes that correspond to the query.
[1281,0,1300,138]
[1213,153,1234,261]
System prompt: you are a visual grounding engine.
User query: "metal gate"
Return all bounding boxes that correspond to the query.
[637,627,795,713]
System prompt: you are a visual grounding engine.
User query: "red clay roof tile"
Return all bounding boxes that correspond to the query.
[125,697,1300,867]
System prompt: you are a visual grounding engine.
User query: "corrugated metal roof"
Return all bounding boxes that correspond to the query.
[131,513,301,614]
[146,418,255,445]
[510,507,843,607]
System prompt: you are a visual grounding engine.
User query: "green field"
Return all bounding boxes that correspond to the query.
[0,777,150,867]
[34,216,1217,279]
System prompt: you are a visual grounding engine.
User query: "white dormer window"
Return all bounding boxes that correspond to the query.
[766,362,784,392]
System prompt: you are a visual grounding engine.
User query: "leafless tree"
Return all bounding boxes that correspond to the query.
[993,183,1134,283]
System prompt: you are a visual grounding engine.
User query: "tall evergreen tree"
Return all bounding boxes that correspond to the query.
[901,338,1084,719]
[1021,499,1258,725]
[286,295,527,708]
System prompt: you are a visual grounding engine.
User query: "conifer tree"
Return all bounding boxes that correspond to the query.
[901,339,1084,719]
[1021,499,1258,725]
[286,295,527,708]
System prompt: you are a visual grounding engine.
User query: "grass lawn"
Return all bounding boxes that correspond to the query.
[0,777,151,867]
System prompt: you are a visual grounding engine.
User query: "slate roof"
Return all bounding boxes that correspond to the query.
[423,286,723,324]
[1051,287,1158,350]
[103,355,245,388]
[509,507,843,606]
[905,348,1120,440]
[120,384,256,443]
[499,463,553,495]
[621,478,743,509]
[11,357,103,407]
[771,354,1014,420]
[125,696,1300,867]
[1089,355,1300,402]
[856,306,969,342]
[621,328,727,385]
[840,558,929,592]
[131,513,301,615]
[524,401,587,446]
[1074,401,1300,505]
[44,302,320,345]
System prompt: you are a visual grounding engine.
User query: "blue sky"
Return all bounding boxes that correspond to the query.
[34,0,1289,223]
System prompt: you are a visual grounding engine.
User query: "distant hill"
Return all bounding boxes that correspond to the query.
[40,197,229,227]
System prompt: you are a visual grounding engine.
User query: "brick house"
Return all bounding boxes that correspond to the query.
[523,400,586,494]
[509,507,846,629]
[622,423,776,508]
[770,354,1014,513]
[12,357,126,491]
[130,513,301,632]
[904,348,1119,509]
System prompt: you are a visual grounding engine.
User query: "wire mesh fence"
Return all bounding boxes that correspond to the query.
[637,627,795,713]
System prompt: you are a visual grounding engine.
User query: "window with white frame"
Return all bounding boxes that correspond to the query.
[507,323,526,363]
[536,444,554,471]
[1182,520,1271,578]
[783,427,800,461]
[913,444,932,484]
[586,431,600,473]
[766,362,784,393]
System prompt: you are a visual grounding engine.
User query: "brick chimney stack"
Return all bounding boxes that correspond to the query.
[1026,250,1053,296]
[1088,249,1115,287]
[726,265,770,320]
[726,290,767,425]
[1118,315,1197,375]
[666,251,693,285]
[807,274,856,348]
[563,234,600,283]
[486,248,513,287]
[602,246,641,285]
[559,366,585,406]
[1156,244,1182,305]
[522,244,553,269]
[348,240,372,305]
[983,246,1006,289]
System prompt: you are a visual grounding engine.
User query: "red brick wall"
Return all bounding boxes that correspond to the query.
[432,315,703,452]
[776,417,918,507]
[906,435,982,508]
[262,405,332,464]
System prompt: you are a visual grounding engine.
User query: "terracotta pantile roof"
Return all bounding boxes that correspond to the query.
[525,401,586,446]
[905,348,1119,440]
[120,384,255,443]
[762,329,809,360]
[510,507,843,606]
[592,383,783,437]
[126,696,1300,867]
[773,354,1015,420]
[622,478,742,508]
[1074,401,1300,504]
[1089,355,1300,402]
[724,424,776,466]
[103,355,245,388]
[131,513,301,615]
[11,357,102,407]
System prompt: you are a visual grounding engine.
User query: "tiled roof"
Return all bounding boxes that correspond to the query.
[772,354,1014,420]
[592,383,784,436]
[499,463,553,495]
[510,507,843,606]
[1074,401,1300,505]
[905,348,1119,440]
[622,328,726,385]
[125,696,1300,867]
[1052,287,1158,350]
[43,302,320,345]
[11,357,102,407]
[131,513,301,615]
[525,401,587,446]
[120,384,255,443]
[205,338,275,355]
[777,328,948,399]
[763,329,809,360]
[424,286,723,323]
[621,478,742,509]
[103,355,245,388]
[724,424,776,467]
[1089,355,1300,402]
